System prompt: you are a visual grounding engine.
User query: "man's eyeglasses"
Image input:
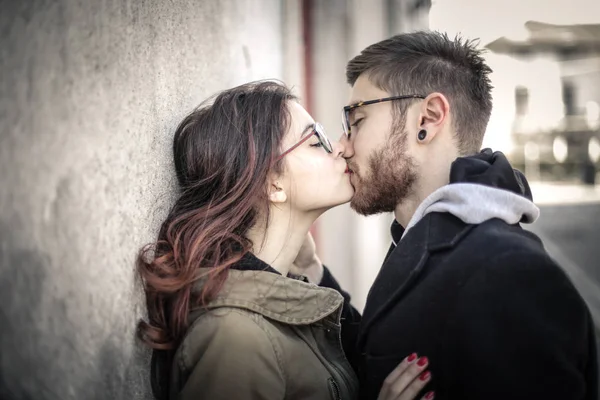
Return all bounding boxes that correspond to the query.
[342,94,425,139]
[276,122,333,161]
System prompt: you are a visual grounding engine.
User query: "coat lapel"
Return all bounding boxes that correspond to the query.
[358,213,476,349]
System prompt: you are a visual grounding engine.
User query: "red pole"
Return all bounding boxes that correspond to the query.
[301,0,313,115]
[301,0,319,246]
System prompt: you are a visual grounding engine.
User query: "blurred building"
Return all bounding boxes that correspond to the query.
[486,21,600,184]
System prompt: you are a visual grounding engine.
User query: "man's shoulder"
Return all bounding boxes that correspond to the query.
[459,218,547,261]
[453,220,579,296]
[433,217,568,285]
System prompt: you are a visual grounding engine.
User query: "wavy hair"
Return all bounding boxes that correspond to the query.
[136,81,296,398]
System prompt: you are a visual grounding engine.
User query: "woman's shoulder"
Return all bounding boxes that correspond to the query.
[172,308,288,399]
[176,307,282,371]
[189,306,274,337]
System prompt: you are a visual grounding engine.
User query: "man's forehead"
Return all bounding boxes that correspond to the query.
[347,75,389,105]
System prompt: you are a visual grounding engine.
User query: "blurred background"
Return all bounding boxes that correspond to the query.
[1,0,599,399]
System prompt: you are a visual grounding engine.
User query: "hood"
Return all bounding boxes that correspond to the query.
[400,149,540,240]
[191,253,343,325]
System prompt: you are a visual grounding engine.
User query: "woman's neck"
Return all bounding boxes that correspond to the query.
[246,208,317,276]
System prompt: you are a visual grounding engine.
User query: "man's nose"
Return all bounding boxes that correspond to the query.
[338,133,354,158]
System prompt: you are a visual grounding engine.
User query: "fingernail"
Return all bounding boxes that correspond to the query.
[417,356,429,367]
[407,353,417,362]
[419,371,431,381]
[425,391,435,399]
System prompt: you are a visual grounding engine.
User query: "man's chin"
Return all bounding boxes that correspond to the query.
[348,182,372,215]
[350,186,399,216]
[349,196,378,216]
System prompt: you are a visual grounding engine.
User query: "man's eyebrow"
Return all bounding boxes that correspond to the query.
[300,123,315,137]
[347,106,365,120]
[346,99,363,107]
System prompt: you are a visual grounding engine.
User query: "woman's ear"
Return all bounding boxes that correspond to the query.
[268,182,287,203]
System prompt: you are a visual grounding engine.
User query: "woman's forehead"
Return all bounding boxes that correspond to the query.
[288,102,314,137]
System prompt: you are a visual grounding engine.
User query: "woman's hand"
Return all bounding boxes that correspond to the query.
[290,232,324,284]
[377,353,434,400]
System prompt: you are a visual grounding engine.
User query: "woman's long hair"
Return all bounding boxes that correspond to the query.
[136,81,296,399]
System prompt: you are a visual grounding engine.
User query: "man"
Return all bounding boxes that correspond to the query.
[333,31,597,399]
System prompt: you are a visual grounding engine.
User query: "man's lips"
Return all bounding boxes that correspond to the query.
[345,166,353,174]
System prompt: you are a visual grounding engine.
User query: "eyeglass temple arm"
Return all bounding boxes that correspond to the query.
[275,132,314,162]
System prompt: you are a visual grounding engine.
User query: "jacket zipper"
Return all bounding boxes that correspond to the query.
[333,326,359,397]
[326,307,359,399]
[328,377,341,400]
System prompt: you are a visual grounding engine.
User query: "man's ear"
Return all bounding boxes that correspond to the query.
[268,182,287,204]
[417,92,450,143]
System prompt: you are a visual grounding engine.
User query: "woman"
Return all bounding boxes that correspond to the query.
[137,81,434,400]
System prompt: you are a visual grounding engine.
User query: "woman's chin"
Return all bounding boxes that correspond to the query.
[309,195,354,215]
[330,191,354,208]
[302,185,355,213]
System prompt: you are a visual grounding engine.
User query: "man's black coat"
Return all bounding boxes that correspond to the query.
[326,150,598,400]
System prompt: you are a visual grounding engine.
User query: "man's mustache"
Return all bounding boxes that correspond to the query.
[345,162,359,174]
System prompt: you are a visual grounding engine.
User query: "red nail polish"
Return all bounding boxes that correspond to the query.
[417,356,429,367]
[420,371,431,381]
[425,391,435,399]
[407,353,417,362]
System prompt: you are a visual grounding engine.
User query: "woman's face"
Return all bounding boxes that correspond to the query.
[276,101,354,212]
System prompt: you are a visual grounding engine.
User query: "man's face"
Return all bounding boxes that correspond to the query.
[343,74,419,216]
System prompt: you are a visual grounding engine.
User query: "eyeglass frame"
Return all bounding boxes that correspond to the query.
[275,122,333,161]
[342,94,426,139]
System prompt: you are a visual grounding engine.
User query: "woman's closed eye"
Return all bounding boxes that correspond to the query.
[351,117,364,128]
[310,141,323,148]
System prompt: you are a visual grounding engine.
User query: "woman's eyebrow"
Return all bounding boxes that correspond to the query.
[300,123,315,137]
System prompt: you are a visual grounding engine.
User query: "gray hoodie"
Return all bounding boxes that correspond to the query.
[401,182,540,240]
[397,149,540,242]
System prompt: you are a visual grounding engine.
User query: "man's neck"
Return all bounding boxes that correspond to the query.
[394,194,423,229]
[246,208,318,276]
[394,165,452,228]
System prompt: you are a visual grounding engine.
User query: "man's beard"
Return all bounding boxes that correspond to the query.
[349,127,418,216]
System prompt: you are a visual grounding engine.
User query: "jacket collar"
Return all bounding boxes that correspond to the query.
[390,219,404,247]
[359,212,475,347]
[426,211,477,251]
[390,210,474,250]
[191,253,343,325]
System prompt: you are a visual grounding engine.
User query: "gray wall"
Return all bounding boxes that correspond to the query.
[0,1,285,399]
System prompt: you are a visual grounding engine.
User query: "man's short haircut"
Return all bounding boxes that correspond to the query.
[346,31,493,155]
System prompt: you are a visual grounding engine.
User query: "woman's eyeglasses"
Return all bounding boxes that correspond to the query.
[276,122,332,161]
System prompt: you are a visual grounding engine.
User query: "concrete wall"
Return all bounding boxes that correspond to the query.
[0,0,429,397]
[0,1,286,399]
